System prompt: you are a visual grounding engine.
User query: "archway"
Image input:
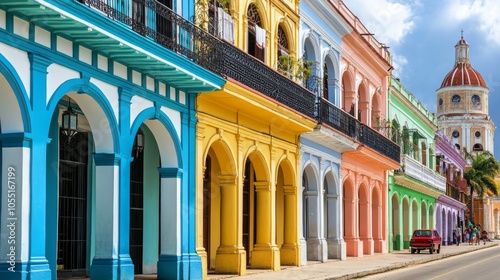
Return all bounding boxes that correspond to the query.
[324,169,340,259]
[402,197,409,248]
[302,164,320,261]
[343,178,356,256]
[372,186,382,253]
[391,193,400,250]
[421,201,428,229]
[412,199,419,232]
[358,184,370,255]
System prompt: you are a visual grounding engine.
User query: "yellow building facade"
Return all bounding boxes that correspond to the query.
[194,0,316,277]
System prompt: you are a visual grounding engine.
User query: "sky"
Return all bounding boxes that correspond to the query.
[343,0,500,158]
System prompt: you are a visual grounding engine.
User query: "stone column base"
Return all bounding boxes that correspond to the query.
[361,237,374,255]
[299,238,308,266]
[374,238,387,253]
[280,243,300,266]
[344,237,363,257]
[327,238,346,260]
[251,244,280,271]
[306,238,327,262]
[214,246,246,275]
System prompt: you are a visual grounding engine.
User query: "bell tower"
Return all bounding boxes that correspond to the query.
[436,33,495,154]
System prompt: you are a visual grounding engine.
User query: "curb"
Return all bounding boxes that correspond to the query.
[329,243,499,280]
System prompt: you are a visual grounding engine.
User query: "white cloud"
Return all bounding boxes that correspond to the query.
[444,0,500,44]
[391,53,408,78]
[343,0,416,46]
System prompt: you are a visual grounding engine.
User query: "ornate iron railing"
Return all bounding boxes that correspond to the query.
[79,0,224,75]
[317,98,360,139]
[79,0,316,118]
[217,43,316,118]
[317,98,400,162]
[396,154,446,192]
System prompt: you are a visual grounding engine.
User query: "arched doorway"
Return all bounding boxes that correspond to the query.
[343,179,357,256]
[372,187,382,253]
[421,201,428,229]
[391,193,400,250]
[402,197,409,248]
[302,164,319,261]
[324,170,340,259]
[412,199,419,231]
[359,184,370,255]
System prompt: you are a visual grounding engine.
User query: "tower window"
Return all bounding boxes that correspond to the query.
[475,131,481,138]
[473,143,484,151]
[471,95,480,107]
[455,144,461,150]
[452,95,461,103]
[452,130,460,138]
[439,98,443,106]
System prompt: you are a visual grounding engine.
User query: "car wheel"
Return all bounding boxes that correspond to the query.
[437,245,441,254]
[411,248,415,254]
[429,246,434,254]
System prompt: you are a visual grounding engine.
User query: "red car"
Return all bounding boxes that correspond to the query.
[409,229,442,254]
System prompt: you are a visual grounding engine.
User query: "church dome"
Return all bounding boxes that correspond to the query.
[440,36,486,88]
[440,63,486,87]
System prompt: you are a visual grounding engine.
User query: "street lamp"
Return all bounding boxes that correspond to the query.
[61,96,78,143]
[133,128,144,158]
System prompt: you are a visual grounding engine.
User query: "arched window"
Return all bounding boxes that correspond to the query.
[473,143,484,151]
[208,0,232,42]
[247,4,265,61]
[323,63,329,99]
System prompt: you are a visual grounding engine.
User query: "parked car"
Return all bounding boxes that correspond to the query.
[410,229,441,254]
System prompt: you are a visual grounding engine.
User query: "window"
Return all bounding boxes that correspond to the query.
[439,98,443,106]
[452,95,461,103]
[455,144,461,150]
[247,4,265,62]
[471,94,480,106]
[452,130,459,138]
[473,143,484,151]
[475,131,481,138]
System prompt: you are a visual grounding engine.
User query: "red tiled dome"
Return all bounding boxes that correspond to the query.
[440,36,486,88]
[440,63,486,87]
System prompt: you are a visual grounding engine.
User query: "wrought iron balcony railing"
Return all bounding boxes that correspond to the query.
[395,154,446,192]
[317,98,400,162]
[79,0,316,118]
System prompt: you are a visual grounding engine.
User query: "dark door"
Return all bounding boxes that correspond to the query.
[130,149,144,274]
[58,132,88,278]
[156,0,173,45]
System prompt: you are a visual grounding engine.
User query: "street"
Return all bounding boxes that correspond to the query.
[363,245,500,280]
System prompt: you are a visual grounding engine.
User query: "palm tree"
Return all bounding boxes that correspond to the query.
[463,150,500,224]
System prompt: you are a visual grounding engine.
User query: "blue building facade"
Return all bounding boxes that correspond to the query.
[298,0,353,264]
[0,0,223,279]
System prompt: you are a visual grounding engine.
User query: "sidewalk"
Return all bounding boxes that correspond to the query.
[207,240,500,280]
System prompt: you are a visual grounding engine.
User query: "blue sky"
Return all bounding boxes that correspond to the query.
[344,0,500,158]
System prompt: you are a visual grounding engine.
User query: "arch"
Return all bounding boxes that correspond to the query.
[391,193,400,250]
[0,54,31,132]
[341,69,355,114]
[131,108,183,168]
[357,82,369,123]
[203,136,237,175]
[323,167,340,245]
[358,183,369,253]
[473,143,483,151]
[323,52,339,104]
[421,201,428,229]
[275,18,295,57]
[429,204,435,229]
[324,166,339,196]
[371,91,381,127]
[411,199,419,231]
[402,196,410,248]
[343,178,356,238]
[244,148,269,181]
[47,79,119,153]
[302,32,320,64]
[371,186,382,252]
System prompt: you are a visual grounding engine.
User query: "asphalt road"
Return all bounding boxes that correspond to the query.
[363,245,500,280]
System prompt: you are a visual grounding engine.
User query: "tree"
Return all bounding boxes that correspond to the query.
[463,150,500,223]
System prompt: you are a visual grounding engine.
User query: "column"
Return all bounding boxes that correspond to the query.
[157,167,182,279]
[215,175,246,275]
[251,181,280,270]
[90,153,130,279]
[280,185,300,265]
[0,134,45,279]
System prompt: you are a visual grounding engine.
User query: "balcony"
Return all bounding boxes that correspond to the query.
[74,0,316,118]
[317,98,400,162]
[395,154,446,193]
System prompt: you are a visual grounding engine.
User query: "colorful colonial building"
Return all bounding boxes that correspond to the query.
[434,130,467,245]
[387,76,445,251]
[338,3,400,257]
[0,1,224,279]
[194,0,317,277]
